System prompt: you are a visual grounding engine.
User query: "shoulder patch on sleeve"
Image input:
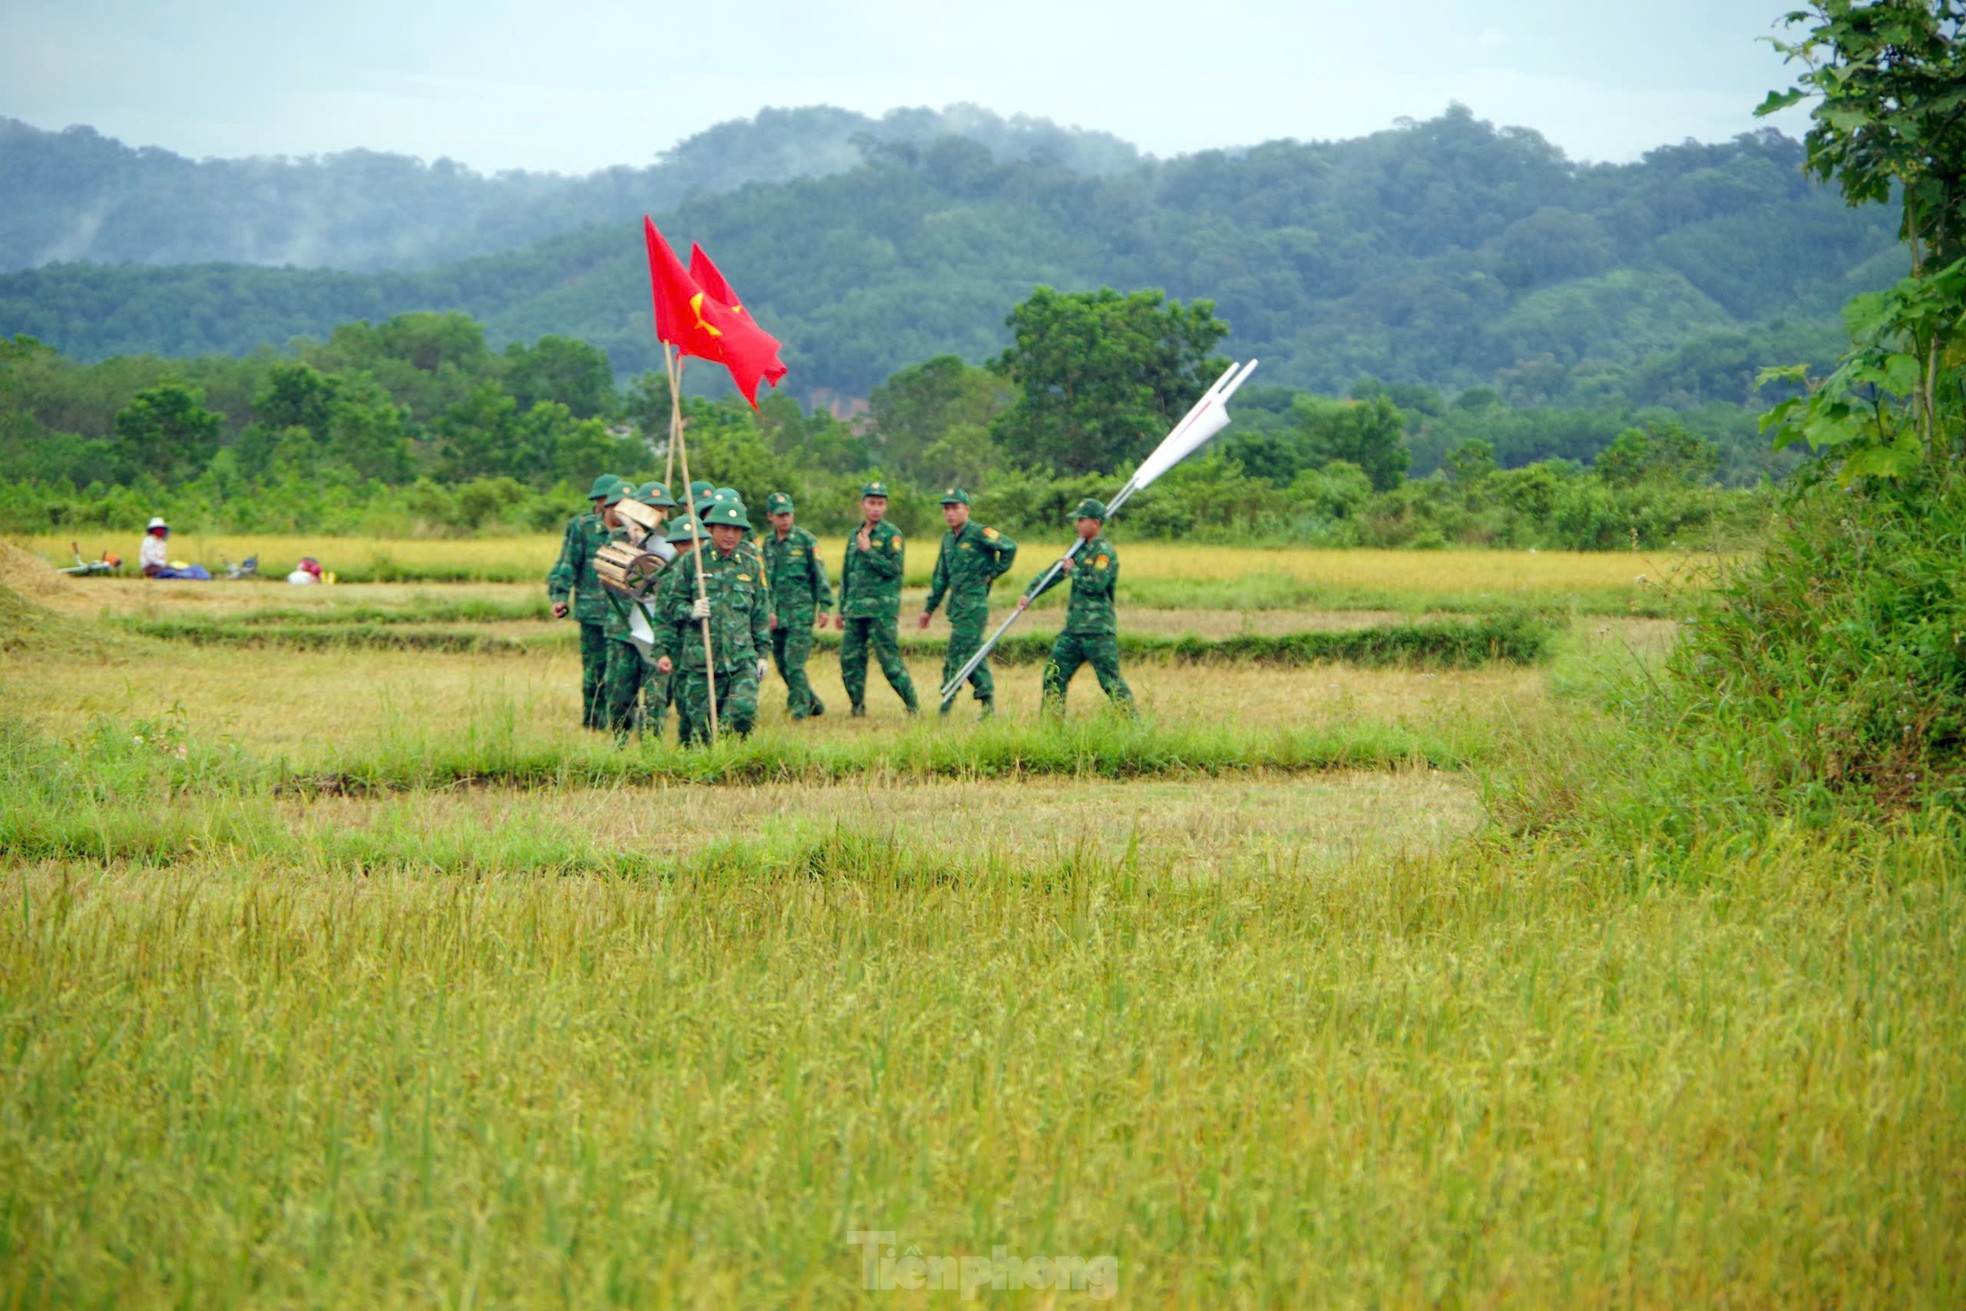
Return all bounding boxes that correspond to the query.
[1094,554,1110,570]
[982,526,999,539]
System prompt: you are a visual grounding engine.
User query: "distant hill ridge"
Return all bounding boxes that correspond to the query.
[0,105,1143,272]
[0,105,1904,403]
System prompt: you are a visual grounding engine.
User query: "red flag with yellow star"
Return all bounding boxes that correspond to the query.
[687,242,746,313]
[644,218,720,358]
[643,217,788,409]
[690,241,788,398]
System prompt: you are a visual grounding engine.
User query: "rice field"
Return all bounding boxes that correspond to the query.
[0,535,1958,1308]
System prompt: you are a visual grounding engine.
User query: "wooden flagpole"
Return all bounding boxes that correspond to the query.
[666,346,719,741]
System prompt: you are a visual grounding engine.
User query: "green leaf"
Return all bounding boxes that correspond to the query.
[1759,396,1800,438]
[1818,104,1872,133]
[1840,291,1892,338]
[1754,364,1812,391]
[1755,88,1808,116]
[1839,442,1919,482]
[1810,411,1871,450]
[1877,352,1923,398]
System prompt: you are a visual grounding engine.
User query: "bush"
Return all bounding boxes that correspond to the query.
[1666,473,1966,812]
[1493,472,1966,855]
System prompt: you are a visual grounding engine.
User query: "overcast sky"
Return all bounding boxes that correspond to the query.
[4,0,1813,173]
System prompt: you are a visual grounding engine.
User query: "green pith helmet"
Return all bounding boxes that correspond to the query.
[635,481,677,508]
[764,492,794,515]
[861,479,890,499]
[1069,497,1108,521]
[588,474,624,500]
[689,480,714,500]
[938,487,969,505]
[713,486,740,504]
[604,484,632,506]
[666,515,706,544]
[702,499,751,530]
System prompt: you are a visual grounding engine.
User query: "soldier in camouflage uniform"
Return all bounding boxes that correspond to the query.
[694,484,768,576]
[630,481,681,737]
[835,480,919,717]
[1016,497,1136,717]
[651,515,709,744]
[548,473,623,729]
[598,482,677,743]
[919,487,1017,717]
[762,491,833,720]
[654,500,772,740]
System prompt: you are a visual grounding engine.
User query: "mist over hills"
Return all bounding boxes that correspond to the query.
[0,105,1901,404]
[0,106,1141,272]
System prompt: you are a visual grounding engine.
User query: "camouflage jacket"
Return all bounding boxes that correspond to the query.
[547,511,612,624]
[655,544,771,673]
[838,519,906,620]
[1027,534,1119,635]
[925,521,1017,622]
[763,526,834,619]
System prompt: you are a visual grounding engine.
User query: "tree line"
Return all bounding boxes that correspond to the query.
[0,288,1769,552]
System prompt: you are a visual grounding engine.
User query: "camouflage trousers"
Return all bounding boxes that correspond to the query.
[578,621,609,729]
[939,610,994,711]
[602,639,668,742]
[1041,631,1135,716]
[771,617,826,719]
[839,615,918,712]
[673,664,760,743]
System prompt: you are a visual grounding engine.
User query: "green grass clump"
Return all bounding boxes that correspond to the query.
[114,616,539,654]
[113,612,1554,668]
[222,596,553,625]
[293,715,1482,795]
[1119,571,1682,617]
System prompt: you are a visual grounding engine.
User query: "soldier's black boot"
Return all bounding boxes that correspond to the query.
[850,703,866,718]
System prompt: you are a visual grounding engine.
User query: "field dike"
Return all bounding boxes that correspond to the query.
[111,611,1555,667]
[0,709,1485,842]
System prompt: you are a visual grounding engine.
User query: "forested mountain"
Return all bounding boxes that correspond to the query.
[0,107,1902,406]
[0,106,1142,272]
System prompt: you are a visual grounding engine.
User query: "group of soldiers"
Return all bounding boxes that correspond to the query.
[547,475,1135,743]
